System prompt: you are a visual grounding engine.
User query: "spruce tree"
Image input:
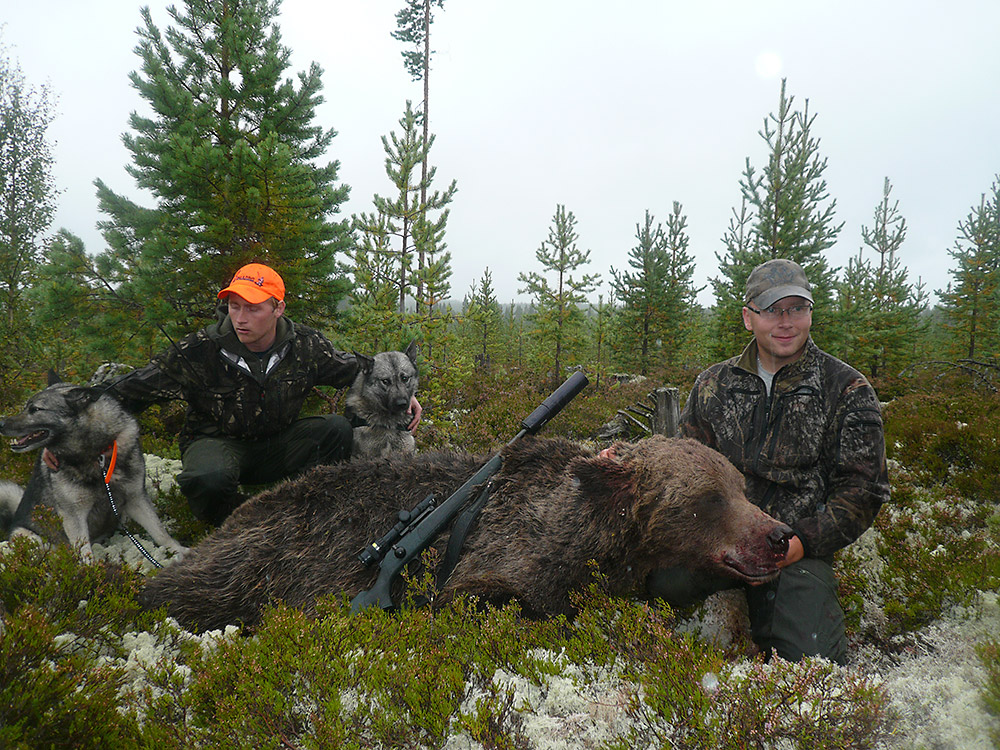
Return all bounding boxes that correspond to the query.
[590,294,612,388]
[661,201,701,364]
[610,210,670,374]
[94,0,352,337]
[518,204,599,383]
[0,44,58,400]
[712,79,842,356]
[461,267,502,367]
[712,197,757,358]
[937,177,1000,360]
[834,178,928,380]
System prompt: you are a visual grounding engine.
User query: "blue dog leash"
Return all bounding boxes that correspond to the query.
[99,443,162,569]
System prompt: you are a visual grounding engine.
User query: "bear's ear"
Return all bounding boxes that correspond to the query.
[572,453,638,515]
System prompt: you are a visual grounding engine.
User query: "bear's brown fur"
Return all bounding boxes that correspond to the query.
[140,436,793,632]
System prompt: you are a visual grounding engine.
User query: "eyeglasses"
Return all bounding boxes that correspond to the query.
[746,303,813,322]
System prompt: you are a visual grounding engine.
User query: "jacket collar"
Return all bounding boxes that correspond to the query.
[211,315,294,382]
[735,337,818,381]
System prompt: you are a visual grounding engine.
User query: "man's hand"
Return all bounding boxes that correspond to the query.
[748,534,804,585]
[407,396,422,434]
[779,534,805,567]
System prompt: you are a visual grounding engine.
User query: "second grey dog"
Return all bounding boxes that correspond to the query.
[345,342,419,458]
[0,379,187,561]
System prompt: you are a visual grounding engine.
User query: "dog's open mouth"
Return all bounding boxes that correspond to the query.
[8,430,51,452]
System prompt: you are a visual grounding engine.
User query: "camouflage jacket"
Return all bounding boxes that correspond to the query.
[678,338,889,561]
[109,315,357,452]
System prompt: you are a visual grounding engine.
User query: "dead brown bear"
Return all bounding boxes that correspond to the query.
[140,435,793,632]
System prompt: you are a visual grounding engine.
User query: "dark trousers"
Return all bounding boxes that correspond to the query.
[177,415,353,526]
[647,558,847,664]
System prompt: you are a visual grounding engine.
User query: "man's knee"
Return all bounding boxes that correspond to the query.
[178,440,242,523]
[747,558,847,664]
[288,415,353,469]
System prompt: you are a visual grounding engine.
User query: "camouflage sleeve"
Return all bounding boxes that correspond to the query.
[792,380,889,559]
[677,372,717,448]
[309,331,358,389]
[105,336,202,412]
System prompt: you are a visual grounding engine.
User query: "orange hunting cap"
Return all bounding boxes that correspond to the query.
[217,263,285,304]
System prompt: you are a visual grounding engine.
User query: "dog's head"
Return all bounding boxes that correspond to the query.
[0,383,104,452]
[348,342,419,424]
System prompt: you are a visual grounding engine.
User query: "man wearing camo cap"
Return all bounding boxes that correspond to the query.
[650,258,889,664]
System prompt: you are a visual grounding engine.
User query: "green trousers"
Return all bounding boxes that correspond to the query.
[177,415,353,526]
[647,558,847,665]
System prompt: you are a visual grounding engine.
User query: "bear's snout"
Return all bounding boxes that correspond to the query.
[767,524,794,557]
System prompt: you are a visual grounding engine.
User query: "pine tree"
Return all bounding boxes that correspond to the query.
[360,100,456,316]
[712,79,842,356]
[392,0,446,301]
[0,44,58,400]
[937,177,1000,360]
[518,205,599,383]
[834,178,928,380]
[345,212,404,353]
[93,0,352,337]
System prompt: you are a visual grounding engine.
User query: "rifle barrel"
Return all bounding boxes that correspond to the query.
[349,371,589,614]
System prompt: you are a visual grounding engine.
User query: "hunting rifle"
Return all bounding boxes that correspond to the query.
[350,370,590,613]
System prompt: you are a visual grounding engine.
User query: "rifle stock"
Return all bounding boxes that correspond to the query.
[350,371,589,614]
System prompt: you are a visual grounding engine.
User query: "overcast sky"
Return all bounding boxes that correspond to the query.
[4,0,999,308]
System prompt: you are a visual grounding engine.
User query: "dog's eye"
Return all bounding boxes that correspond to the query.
[381,378,392,386]
[400,375,409,383]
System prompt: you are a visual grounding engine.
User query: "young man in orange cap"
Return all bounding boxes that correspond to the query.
[109,262,421,526]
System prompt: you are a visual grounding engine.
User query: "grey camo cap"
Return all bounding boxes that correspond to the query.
[745,259,814,309]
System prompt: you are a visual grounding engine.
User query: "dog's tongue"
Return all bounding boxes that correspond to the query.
[12,431,44,449]
[42,447,60,471]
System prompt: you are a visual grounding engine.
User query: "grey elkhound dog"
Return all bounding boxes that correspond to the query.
[346,342,419,458]
[0,378,187,561]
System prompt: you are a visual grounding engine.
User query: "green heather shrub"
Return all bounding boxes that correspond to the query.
[0,533,154,748]
[0,526,156,646]
[123,576,895,749]
[884,389,1000,503]
[0,606,142,749]
[835,465,1000,644]
[828,387,1000,647]
[420,366,660,453]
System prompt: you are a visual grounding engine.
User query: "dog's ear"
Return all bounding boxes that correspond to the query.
[404,340,419,364]
[353,352,375,375]
[47,369,62,386]
[64,387,103,413]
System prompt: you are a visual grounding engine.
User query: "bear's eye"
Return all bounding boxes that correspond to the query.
[699,492,725,507]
